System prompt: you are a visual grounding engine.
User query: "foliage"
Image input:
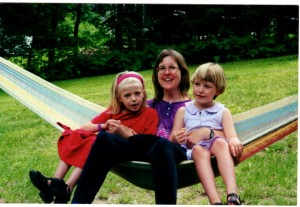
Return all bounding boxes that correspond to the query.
[0,55,298,204]
[176,33,298,64]
[0,4,298,80]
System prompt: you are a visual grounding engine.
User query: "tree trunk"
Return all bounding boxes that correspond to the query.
[73,4,82,58]
[135,4,145,51]
[47,6,59,71]
[115,4,123,49]
[27,4,41,70]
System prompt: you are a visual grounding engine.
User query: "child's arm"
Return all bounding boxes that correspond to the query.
[80,121,99,132]
[186,129,225,148]
[186,128,212,148]
[81,110,112,133]
[108,122,136,138]
[142,109,159,135]
[80,119,119,133]
[170,107,187,145]
[108,109,159,139]
[222,108,243,157]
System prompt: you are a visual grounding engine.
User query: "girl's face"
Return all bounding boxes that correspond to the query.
[193,79,219,109]
[118,85,145,112]
[157,56,181,92]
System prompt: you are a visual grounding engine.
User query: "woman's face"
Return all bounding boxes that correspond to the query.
[157,56,181,92]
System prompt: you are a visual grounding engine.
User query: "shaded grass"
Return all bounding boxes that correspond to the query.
[0,55,298,204]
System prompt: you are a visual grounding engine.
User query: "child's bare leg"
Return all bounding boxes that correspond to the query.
[54,160,71,178]
[47,160,71,186]
[65,167,82,192]
[211,139,237,194]
[192,146,221,204]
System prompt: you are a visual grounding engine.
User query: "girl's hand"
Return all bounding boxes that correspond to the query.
[227,137,243,158]
[109,122,136,139]
[106,119,121,126]
[103,119,120,131]
[186,128,225,149]
[186,128,211,148]
[172,128,187,145]
[107,120,121,134]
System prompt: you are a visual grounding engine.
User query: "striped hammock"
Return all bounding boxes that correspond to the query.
[0,57,298,190]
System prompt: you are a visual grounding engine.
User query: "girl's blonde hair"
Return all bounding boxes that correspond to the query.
[191,62,226,99]
[108,71,147,114]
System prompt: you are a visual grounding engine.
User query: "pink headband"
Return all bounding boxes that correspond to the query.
[117,73,144,88]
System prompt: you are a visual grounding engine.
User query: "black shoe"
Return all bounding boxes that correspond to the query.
[227,193,241,205]
[29,170,54,203]
[50,178,71,204]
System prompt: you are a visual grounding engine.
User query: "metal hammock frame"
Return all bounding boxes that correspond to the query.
[0,57,298,190]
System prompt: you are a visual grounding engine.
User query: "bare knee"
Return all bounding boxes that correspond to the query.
[192,146,210,160]
[213,138,228,148]
[211,138,230,155]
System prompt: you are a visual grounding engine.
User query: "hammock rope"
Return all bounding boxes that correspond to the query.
[0,57,298,190]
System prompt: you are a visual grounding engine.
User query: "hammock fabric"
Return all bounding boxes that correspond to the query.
[0,57,298,190]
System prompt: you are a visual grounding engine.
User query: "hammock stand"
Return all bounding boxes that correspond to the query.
[0,57,298,190]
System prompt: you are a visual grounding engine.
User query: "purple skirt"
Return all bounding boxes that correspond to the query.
[186,136,225,160]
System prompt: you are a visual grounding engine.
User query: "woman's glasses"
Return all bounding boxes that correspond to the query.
[157,65,179,74]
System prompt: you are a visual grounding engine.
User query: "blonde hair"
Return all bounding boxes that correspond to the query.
[191,63,226,99]
[108,71,147,114]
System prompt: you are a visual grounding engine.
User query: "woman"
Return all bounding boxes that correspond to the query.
[142,49,191,204]
[72,49,242,204]
[71,49,190,204]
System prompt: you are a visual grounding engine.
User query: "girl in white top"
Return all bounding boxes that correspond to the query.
[170,63,243,205]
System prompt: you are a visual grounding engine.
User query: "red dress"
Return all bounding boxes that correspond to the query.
[57,107,158,168]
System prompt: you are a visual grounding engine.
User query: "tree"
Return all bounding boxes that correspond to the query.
[0,4,298,80]
[0,4,36,58]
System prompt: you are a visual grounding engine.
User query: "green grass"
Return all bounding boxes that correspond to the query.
[0,55,298,204]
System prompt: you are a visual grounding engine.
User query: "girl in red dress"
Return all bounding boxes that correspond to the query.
[29,71,159,203]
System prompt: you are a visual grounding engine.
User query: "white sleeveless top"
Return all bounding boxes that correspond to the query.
[183,101,226,159]
[184,101,225,132]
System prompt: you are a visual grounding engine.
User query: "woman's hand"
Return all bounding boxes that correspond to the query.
[171,128,187,145]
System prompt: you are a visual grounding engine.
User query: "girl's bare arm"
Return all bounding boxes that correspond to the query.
[170,107,187,145]
[222,108,243,157]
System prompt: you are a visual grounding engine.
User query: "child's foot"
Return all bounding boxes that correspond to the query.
[213,202,223,205]
[29,170,54,203]
[227,193,241,205]
[50,178,71,204]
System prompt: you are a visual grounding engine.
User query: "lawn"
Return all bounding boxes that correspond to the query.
[0,55,298,204]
